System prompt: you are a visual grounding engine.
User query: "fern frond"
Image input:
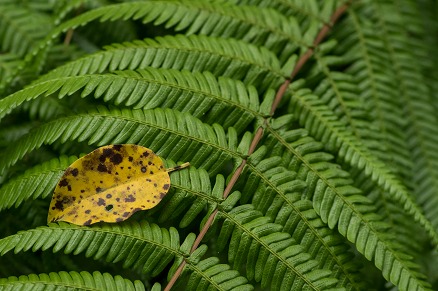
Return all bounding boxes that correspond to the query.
[266,116,424,254]
[0,156,75,211]
[217,204,340,290]
[238,148,363,289]
[0,152,222,230]
[22,1,306,66]
[181,257,254,291]
[234,0,332,21]
[0,4,53,57]
[36,34,286,92]
[153,163,224,228]
[368,0,438,233]
[0,68,264,133]
[0,270,145,291]
[0,107,241,176]
[287,87,438,245]
[333,7,413,184]
[0,221,182,276]
[245,137,431,289]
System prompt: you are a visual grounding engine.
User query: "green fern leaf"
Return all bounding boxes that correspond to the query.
[0,221,181,276]
[0,270,145,291]
[182,257,254,291]
[0,156,75,211]
[217,204,340,290]
[36,34,286,92]
[238,149,363,289]
[0,68,265,133]
[0,107,241,176]
[287,87,438,245]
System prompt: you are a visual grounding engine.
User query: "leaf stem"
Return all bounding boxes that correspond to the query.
[166,162,190,173]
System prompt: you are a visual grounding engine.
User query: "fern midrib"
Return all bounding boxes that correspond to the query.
[245,159,358,288]
[219,210,320,290]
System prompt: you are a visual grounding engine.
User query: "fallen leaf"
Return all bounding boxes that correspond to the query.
[47,144,189,225]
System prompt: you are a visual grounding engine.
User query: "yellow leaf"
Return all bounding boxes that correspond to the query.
[47,144,189,225]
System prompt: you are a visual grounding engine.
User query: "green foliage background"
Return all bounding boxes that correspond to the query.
[0,0,438,290]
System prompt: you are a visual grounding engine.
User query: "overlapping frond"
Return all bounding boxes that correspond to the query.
[266,115,423,254]
[0,271,145,291]
[36,35,286,92]
[0,107,241,176]
[287,86,438,245]
[180,257,254,291]
[1,0,437,290]
[153,164,224,228]
[234,147,362,289]
[0,221,182,276]
[18,0,306,71]
[0,68,265,133]
[366,0,438,233]
[0,4,53,57]
[0,156,75,211]
[217,203,340,290]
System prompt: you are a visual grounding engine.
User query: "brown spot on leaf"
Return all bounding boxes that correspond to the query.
[141,167,146,173]
[116,218,123,222]
[110,153,123,165]
[97,163,107,172]
[81,190,85,193]
[97,198,106,206]
[163,184,169,190]
[128,156,133,162]
[113,144,122,151]
[160,192,166,199]
[142,151,149,157]
[96,187,102,193]
[85,210,91,214]
[125,194,136,202]
[71,168,79,176]
[54,200,64,211]
[59,179,68,187]
[67,185,72,191]
[122,212,130,217]
[106,194,112,198]
[84,219,92,225]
